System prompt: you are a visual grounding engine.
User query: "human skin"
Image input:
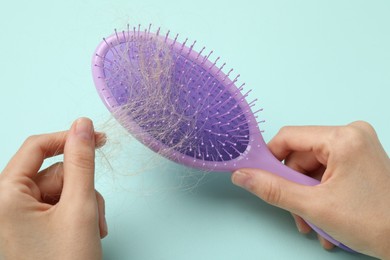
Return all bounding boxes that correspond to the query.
[232,121,390,259]
[0,118,107,260]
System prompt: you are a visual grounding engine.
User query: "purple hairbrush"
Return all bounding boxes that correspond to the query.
[91,25,353,252]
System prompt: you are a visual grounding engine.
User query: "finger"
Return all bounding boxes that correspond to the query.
[4,131,106,179]
[4,131,68,178]
[285,151,326,181]
[95,132,108,148]
[285,151,322,173]
[232,168,313,216]
[96,191,108,238]
[291,213,311,234]
[35,162,64,203]
[268,126,336,165]
[62,118,97,201]
[318,235,335,250]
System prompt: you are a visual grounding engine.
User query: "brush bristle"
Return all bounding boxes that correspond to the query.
[94,25,262,163]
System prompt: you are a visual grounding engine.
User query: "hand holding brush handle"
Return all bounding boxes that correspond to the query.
[92,25,388,254]
[232,121,390,258]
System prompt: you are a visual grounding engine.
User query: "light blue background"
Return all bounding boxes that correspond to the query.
[0,1,389,259]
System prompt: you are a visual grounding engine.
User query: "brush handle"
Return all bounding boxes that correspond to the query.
[242,146,354,252]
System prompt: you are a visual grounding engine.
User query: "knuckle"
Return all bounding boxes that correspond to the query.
[259,180,283,207]
[278,126,292,137]
[23,134,41,146]
[329,122,373,160]
[349,120,376,136]
[271,126,294,147]
[337,126,365,146]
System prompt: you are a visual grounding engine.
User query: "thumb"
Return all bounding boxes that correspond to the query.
[62,118,96,201]
[232,168,312,216]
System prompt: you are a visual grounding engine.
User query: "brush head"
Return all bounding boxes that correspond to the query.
[92,26,263,170]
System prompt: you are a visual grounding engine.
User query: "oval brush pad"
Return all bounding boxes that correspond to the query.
[92,24,353,252]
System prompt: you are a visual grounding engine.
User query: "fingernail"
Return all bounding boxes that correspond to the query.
[295,220,303,233]
[74,118,93,141]
[290,214,302,233]
[232,170,252,190]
